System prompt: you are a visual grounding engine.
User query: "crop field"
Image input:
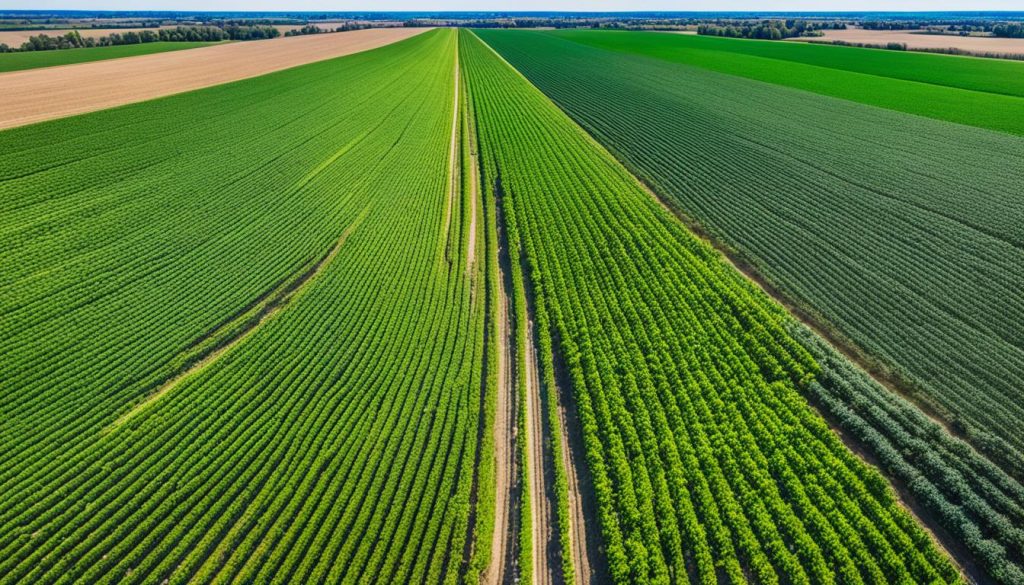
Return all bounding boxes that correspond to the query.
[548,30,1024,136]
[0,41,217,72]
[1,18,1021,585]
[462,30,957,585]
[477,28,1024,583]
[0,29,492,583]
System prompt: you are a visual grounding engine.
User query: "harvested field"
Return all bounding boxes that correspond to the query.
[793,27,1024,56]
[0,27,431,130]
[0,26,178,45]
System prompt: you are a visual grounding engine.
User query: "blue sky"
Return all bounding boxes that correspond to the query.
[7,1,1024,11]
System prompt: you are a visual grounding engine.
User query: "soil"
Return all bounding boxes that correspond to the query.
[484,225,517,585]
[524,315,558,585]
[444,49,460,253]
[791,27,1024,56]
[0,27,432,130]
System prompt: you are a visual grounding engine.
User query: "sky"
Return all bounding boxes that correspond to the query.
[7,1,1024,12]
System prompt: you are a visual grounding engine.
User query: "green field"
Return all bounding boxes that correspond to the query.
[463,29,958,585]
[550,30,1024,136]
[0,29,493,583]
[478,28,1024,583]
[3,21,1023,585]
[0,42,218,72]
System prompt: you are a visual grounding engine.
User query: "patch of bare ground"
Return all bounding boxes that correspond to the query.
[465,132,479,274]
[0,27,432,130]
[109,208,369,430]
[443,48,461,259]
[790,27,1024,57]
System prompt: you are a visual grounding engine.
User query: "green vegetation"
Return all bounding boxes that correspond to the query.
[479,27,1024,470]
[794,325,1024,584]
[0,41,216,72]
[3,19,1018,585]
[0,29,493,583]
[463,29,958,584]
[549,29,1024,135]
[478,28,1024,582]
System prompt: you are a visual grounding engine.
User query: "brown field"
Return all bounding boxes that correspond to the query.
[0,26,178,45]
[791,27,1024,56]
[0,27,431,130]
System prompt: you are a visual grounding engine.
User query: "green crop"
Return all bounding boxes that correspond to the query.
[463,29,959,585]
[550,29,1024,136]
[477,28,1024,584]
[0,29,493,584]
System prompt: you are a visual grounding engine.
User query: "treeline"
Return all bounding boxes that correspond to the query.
[8,24,279,52]
[863,19,1024,38]
[283,23,370,37]
[698,19,845,40]
[993,23,1024,38]
[403,17,620,29]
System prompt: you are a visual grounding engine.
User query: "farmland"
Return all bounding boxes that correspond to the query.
[549,30,1024,136]
[0,41,216,72]
[462,29,958,584]
[478,28,1024,582]
[0,28,490,583]
[1,13,1022,585]
[0,27,429,130]
[478,28,1024,467]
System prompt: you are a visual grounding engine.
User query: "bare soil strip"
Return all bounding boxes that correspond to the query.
[554,366,607,584]
[524,314,559,585]
[0,27,431,130]
[444,48,460,254]
[485,221,517,585]
[465,130,479,274]
[110,208,369,430]
[491,176,524,585]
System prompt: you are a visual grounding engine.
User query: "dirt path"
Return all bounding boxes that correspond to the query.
[555,376,606,584]
[485,225,517,585]
[465,133,479,273]
[444,46,460,252]
[524,316,558,585]
[0,27,431,130]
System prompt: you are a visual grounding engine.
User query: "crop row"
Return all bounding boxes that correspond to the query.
[462,29,958,584]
